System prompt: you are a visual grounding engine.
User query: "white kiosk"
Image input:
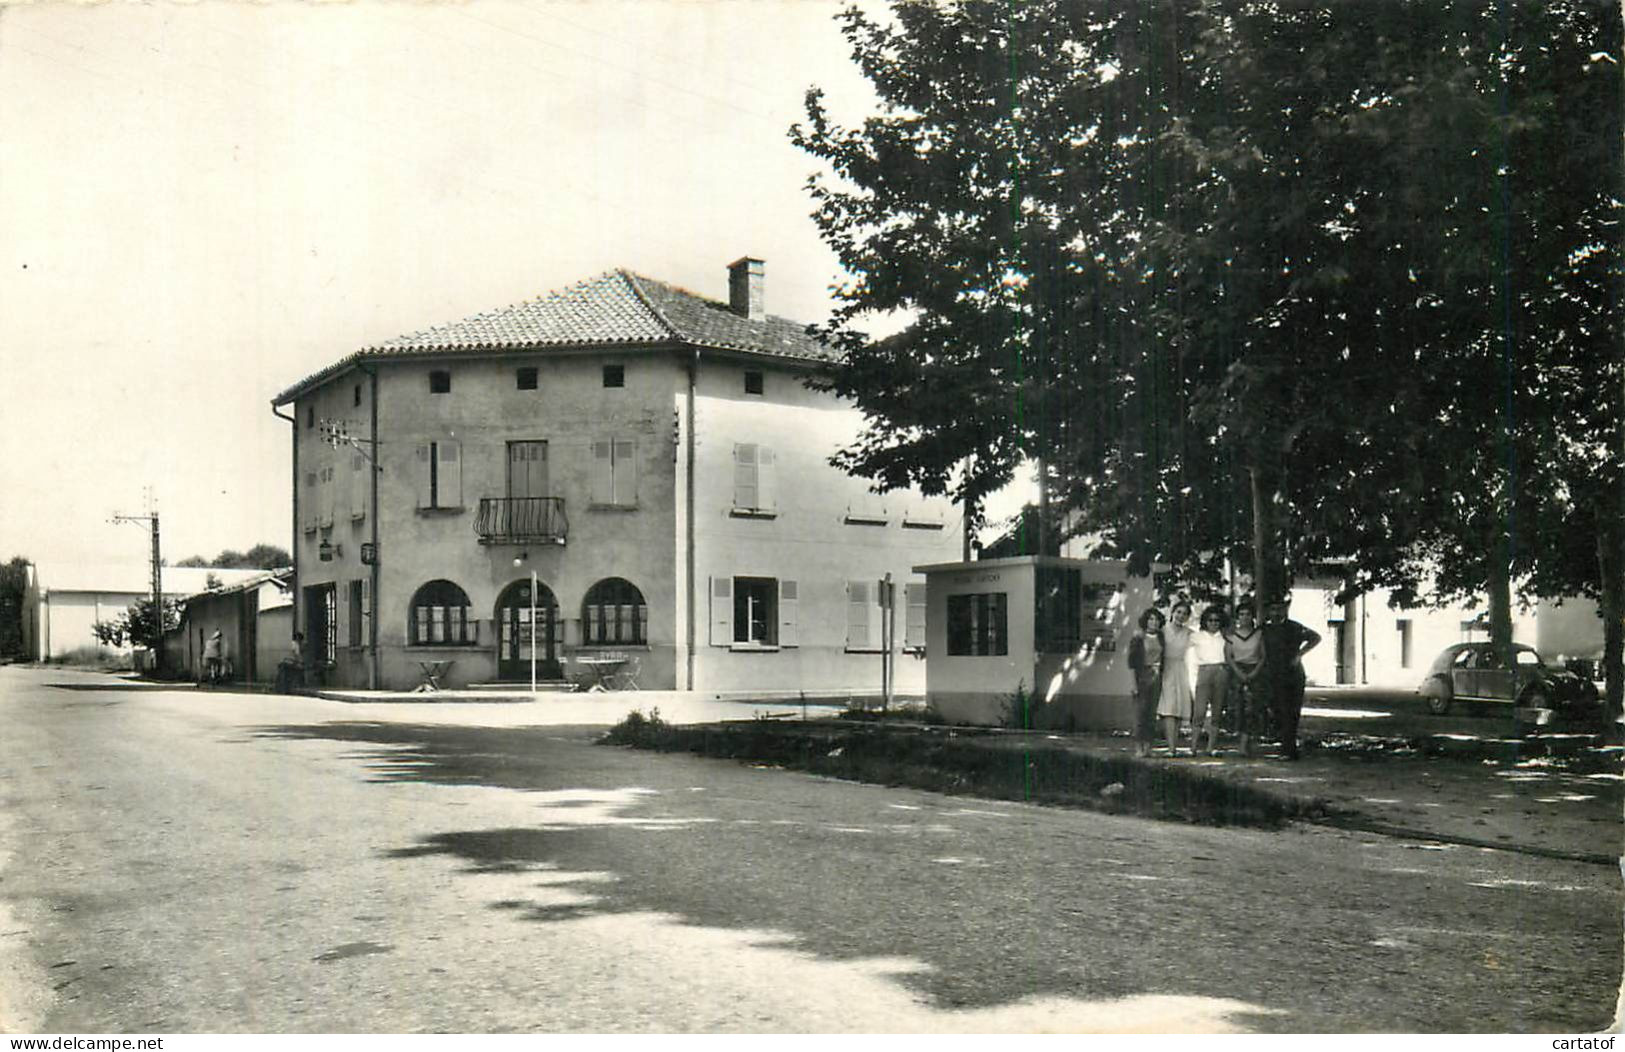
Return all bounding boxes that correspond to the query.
[914,556,1155,729]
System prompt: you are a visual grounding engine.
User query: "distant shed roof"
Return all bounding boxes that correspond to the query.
[32,564,269,598]
[273,269,833,405]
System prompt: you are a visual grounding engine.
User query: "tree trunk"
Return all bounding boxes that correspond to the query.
[1487,530,1514,656]
[1597,521,1624,741]
[1250,465,1282,601]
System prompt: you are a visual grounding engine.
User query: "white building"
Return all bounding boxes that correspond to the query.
[20,563,267,662]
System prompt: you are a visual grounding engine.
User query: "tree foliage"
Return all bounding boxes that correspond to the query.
[175,544,291,570]
[0,556,28,657]
[91,596,181,651]
[795,1,1621,625]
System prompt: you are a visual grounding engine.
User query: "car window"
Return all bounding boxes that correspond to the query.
[1514,650,1541,667]
[1453,650,1476,669]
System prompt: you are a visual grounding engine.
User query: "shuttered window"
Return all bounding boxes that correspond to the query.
[732,443,775,513]
[905,582,927,650]
[846,579,882,651]
[350,452,368,521]
[415,440,463,509]
[408,579,475,646]
[591,439,637,506]
[709,576,796,647]
[318,465,335,528]
[582,577,648,645]
[348,580,366,647]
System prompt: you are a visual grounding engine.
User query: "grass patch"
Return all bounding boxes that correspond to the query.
[837,700,945,725]
[601,714,1323,829]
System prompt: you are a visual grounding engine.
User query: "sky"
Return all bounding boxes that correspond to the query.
[0,0,1027,571]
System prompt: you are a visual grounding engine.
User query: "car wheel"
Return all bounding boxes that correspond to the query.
[1425,689,1451,716]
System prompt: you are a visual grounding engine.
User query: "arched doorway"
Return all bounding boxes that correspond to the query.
[495,578,562,681]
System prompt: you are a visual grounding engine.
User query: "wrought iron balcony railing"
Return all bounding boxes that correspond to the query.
[475,497,568,546]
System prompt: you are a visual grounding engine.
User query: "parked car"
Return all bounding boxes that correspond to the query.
[1417,642,1601,723]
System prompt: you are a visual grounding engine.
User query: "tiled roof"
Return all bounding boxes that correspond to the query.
[371,271,671,353]
[273,268,832,404]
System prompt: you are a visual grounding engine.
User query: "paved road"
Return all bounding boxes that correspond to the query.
[0,666,1618,1033]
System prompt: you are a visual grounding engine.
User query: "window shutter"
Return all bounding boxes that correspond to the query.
[905,582,927,649]
[336,461,351,524]
[303,471,319,531]
[350,452,367,520]
[733,443,758,509]
[415,444,433,508]
[335,580,349,647]
[318,466,335,527]
[779,580,798,647]
[439,441,462,508]
[709,576,732,646]
[847,580,871,649]
[592,441,613,504]
[757,447,776,511]
[361,578,372,642]
[613,440,636,505]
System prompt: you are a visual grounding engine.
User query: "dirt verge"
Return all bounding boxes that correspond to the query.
[600,714,1331,829]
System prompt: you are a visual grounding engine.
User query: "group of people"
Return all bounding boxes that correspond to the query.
[1126,594,1322,759]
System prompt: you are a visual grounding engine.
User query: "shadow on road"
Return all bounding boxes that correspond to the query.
[245,718,1620,1032]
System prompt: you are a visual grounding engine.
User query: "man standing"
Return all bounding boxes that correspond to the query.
[203,629,225,684]
[1262,594,1321,759]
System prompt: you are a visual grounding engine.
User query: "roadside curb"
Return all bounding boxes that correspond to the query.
[1311,814,1618,866]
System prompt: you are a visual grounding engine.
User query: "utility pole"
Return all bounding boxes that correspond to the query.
[110,493,163,675]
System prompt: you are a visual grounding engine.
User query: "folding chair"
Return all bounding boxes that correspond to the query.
[609,655,641,691]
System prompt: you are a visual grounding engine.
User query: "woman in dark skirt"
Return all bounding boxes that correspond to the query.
[1127,607,1166,757]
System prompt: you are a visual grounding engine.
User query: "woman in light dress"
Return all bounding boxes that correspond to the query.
[1156,599,1195,754]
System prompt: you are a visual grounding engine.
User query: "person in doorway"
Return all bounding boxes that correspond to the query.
[1126,607,1166,758]
[276,632,305,694]
[1156,599,1196,755]
[1190,605,1230,755]
[1261,594,1321,759]
[203,629,224,684]
[1224,598,1269,756]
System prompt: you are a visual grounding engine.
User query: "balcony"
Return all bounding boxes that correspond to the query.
[475,497,568,546]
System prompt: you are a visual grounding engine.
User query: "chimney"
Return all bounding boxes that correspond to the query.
[727,257,765,321]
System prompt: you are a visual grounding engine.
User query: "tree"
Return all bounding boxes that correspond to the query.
[796,0,1622,708]
[175,544,291,570]
[91,596,181,652]
[793,0,1227,573]
[0,556,29,657]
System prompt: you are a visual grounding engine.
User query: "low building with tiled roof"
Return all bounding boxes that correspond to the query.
[20,562,269,663]
[271,258,960,694]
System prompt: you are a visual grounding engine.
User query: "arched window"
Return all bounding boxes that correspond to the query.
[581,577,647,646]
[409,579,475,645]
